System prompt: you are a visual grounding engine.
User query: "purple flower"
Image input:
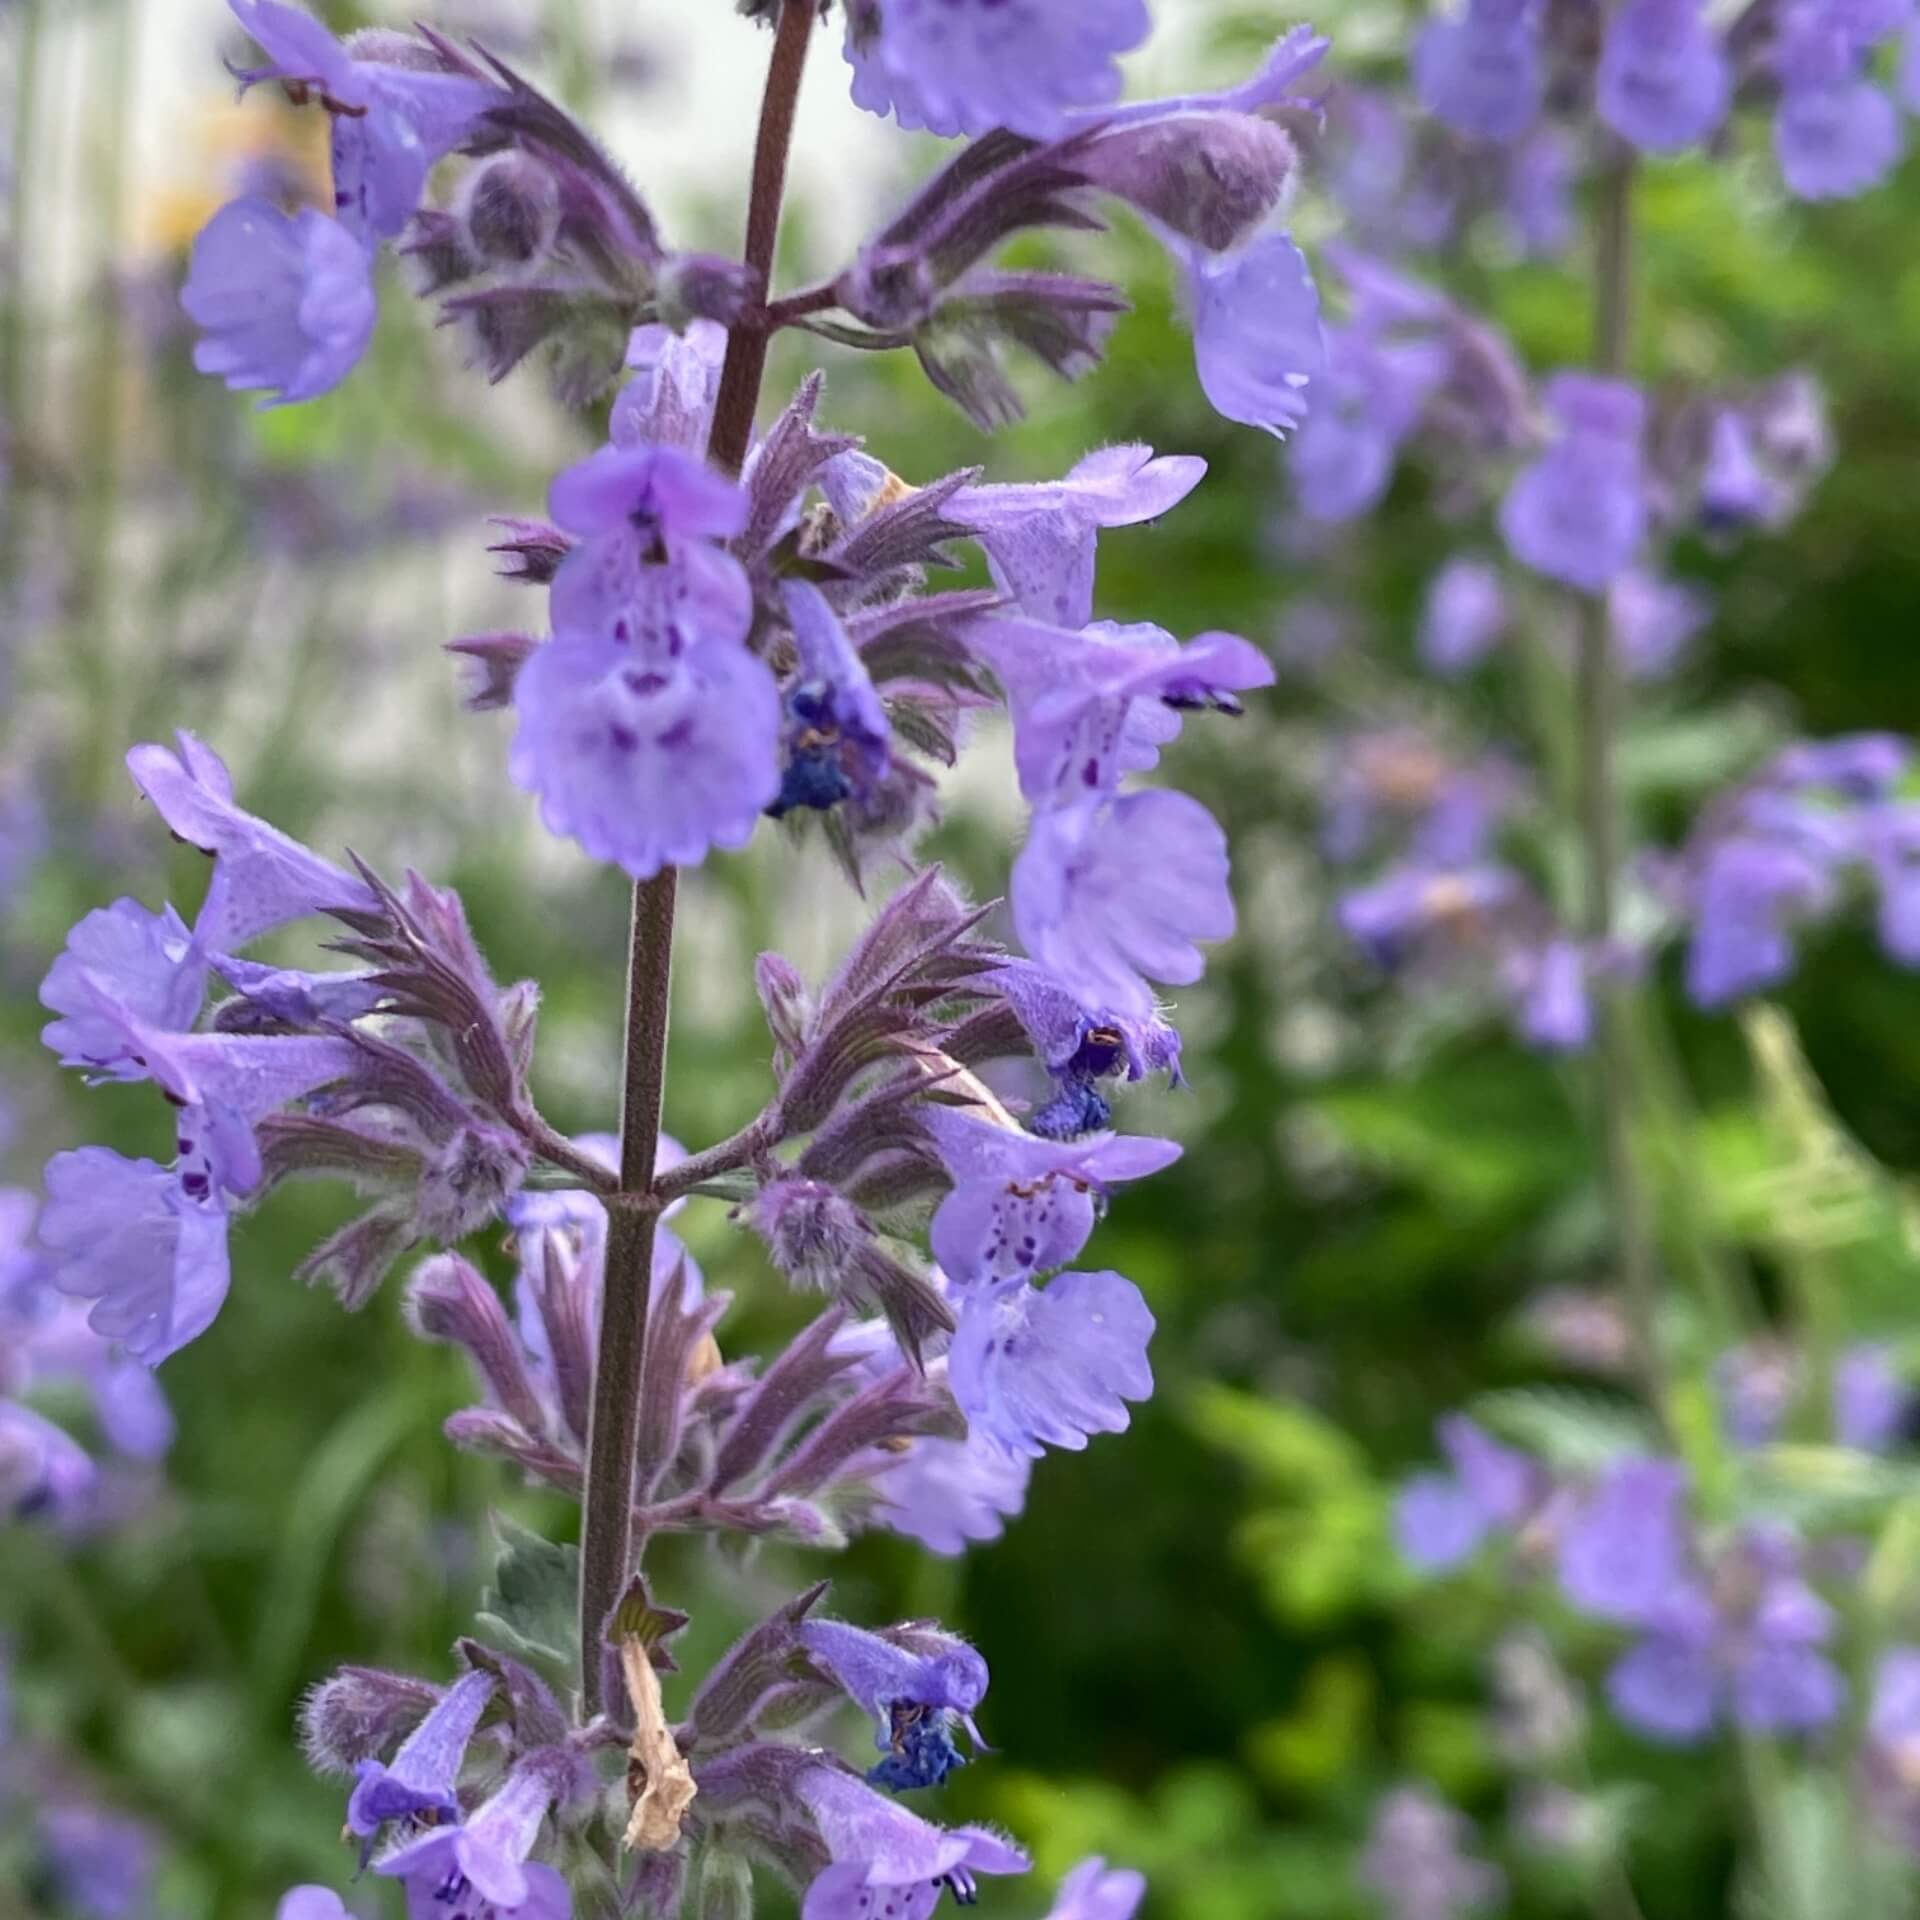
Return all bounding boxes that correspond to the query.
[1502,125,1576,258]
[3,1190,175,1467]
[871,1433,1033,1556]
[126,733,379,948]
[1500,374,1646,593]
[771,583,891,819]
[37,1803,159,1920]
[1290,328,1446,523]
[1698,409,1786,535]
[1505,937,1592,1052]
[947,1268,1154,1458]
[181,199,375,407]
[40,900,206,1081]
[1414,0,1544,144]
[1358,1787,1505,1920]
[963,615,1272,808]
[613,321,729,453]
[347,1669,495,1865]
[278,1894,350,1920]
[1774,6,1904,200]
[1597,0,1731,152]
[1045,1859,1146,1920]
[953,446,1207,630]
[229,2,499,242]
[546,443,752,650]
[1560,1463,1843,1744]
[39,1148,232,1366]
[801,1786,1029,1920]
[921,1104,1180,1286]
[509,633,781,879]
[1183,235,1324,438]
[1610,569,1711,679]
[798,1619,988,1792]
[987,958,1183,1139]
[0,1399,98,1521]
[1013,792,1235,1020]
[1557,1457,1693,1625]
[1417,560,1507,676]
[842,0,1151,139]
[1337,861,1521,970]
[1684,834,1834,1006]
[1395,1415,1541,1571]
[1837,1344,1911,1450]
[374,1754,570,1920]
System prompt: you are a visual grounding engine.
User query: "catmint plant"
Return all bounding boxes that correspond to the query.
[25,1,1324,1911]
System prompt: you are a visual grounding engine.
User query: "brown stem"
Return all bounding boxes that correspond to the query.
[708,0,816,478]
[574,0,816,1715]
[1575,144,1665,1424]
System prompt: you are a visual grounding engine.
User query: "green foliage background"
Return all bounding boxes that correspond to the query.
[7,2,1920,1916]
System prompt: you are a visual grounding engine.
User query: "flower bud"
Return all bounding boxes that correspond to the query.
[414,1124,532,1246]
[407,1253,546,1437]
[299,1666,441,1774]
[460,155,561,267]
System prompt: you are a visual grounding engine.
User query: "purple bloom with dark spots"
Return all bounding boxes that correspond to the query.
[948,1268,1154,1458]
[1500,374,1646,593]
[842,0,1151,139]
[40,900,206,1081]
[181,199,375,407]
[1013,792,1235,1020]
[953,446,1207,630]
[509,633,781,880]
[920,1103,1179,1287]
[799,1618,989,1792]
[546,443,753,654]
[1597,0,1730,152]
[228,2,499,243]
[39,1148,232,1366]
[373,1754,570,1920]
[1414,0,1543,144]
[964,615,1271,807]
[347,1669,495,1866]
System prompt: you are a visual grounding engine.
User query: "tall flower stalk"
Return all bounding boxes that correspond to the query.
[23,1,1329,1909]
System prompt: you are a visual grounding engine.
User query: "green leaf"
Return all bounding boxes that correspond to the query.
[1471,1386,1658,1471]
[475,1516,580,1671]
[1185,1384,1370,1492]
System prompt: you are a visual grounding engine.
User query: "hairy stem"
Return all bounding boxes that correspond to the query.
[576,0,816,1714]
[709,0,816,481]
[1576,146,1666,1423]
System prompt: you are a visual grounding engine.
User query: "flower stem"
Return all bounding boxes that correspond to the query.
[575,0,816,1714]
[1576,145,1666,1424]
